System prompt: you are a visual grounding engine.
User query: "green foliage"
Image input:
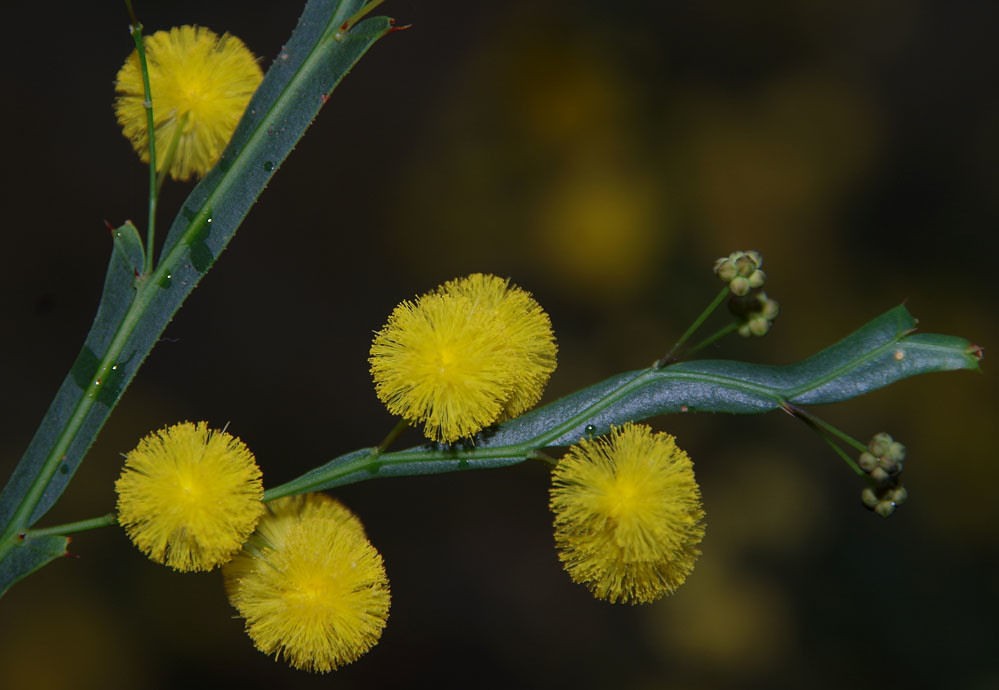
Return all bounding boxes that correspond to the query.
[0,534,68,598]
[267,305,979,496]
[0,0,981,602]
[0,0,393,596]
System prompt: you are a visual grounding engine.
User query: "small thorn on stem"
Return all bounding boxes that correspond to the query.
[337,0,388,36]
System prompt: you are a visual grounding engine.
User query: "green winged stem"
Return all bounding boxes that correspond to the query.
[0,0,393,596]
[265,305,980,498]
[0,534,69,598]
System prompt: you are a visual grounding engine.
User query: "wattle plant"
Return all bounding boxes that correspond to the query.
[0,0,982,675]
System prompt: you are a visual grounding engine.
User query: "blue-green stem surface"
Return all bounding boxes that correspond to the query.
[264,305,980,499]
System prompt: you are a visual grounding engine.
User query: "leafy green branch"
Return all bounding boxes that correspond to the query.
[265,305,980,498]
[0,0,394,597]
[0,0,983,609]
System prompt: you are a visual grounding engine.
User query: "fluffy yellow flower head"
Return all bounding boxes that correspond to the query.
[370,273,557,443]
[224,494,391,673]
[549,423,705,604]
[115,421,265,572]
[114,25,263,181]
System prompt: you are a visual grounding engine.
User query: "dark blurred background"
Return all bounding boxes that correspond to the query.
[1,1,996,688]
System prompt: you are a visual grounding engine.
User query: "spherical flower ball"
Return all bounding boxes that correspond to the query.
[114,25,263,181]
[549,423,705,604]
[369,273,557,443]
[223,494,391,673]
[115,421,265,572]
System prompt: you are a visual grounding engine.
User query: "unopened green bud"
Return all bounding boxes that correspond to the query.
[870,467,891,484]
[734,254,757,276]
[879,455,901,475]
[875,501,896,518]
[886,441,906,463]
[861,486,879,509]
[748,315,771,336]
[861,477,907,517]
[737,323,753,338]
[714,257,737,281]
[858,452,878,472]
[730,276,751,296]
[764,296,780,318]
[888,486,908,505]
[869,433,893,457]
[715,251,764,287]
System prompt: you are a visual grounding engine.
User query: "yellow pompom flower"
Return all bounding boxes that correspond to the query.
[115,421,265,572]
[224,494,391,673]
[114,25,263,181]
[369,273,557,443]
[549,423,705,604]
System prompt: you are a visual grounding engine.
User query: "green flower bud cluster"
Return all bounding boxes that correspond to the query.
[714,250,766,296]
[729,291,780,338]
[858,432,908,517]
[714,251,778,337]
